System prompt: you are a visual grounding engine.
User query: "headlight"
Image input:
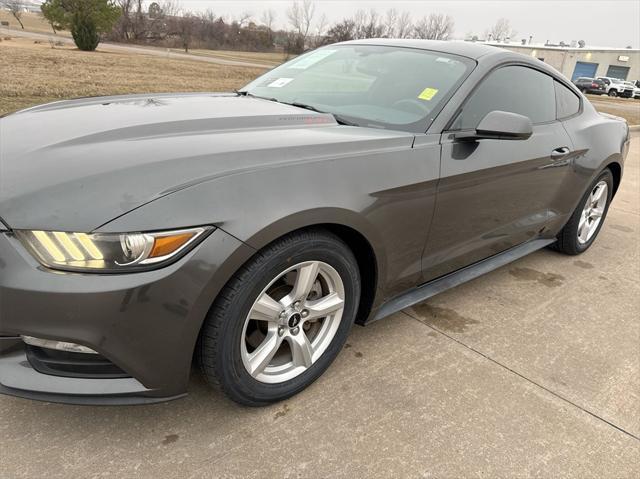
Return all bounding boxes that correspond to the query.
[15,227,212,272]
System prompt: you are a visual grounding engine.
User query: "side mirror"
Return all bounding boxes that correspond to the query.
[454,111,533,141]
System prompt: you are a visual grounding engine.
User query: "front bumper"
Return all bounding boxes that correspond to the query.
[0,228,253,405]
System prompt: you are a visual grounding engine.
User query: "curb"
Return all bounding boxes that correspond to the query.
[629,125,640,132]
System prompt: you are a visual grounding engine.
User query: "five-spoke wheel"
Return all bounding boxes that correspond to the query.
[197,229,360,406]
[553,168,613,255]
[577,181,608,244]
[241,261,346,383]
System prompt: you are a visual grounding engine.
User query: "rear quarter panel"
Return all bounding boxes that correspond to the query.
[557,103,628,222]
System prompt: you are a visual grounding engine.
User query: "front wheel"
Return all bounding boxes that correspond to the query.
[197,229,361,406]
[552,169,613,255]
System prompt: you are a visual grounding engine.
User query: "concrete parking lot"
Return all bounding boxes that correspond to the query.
[1,135,638,479]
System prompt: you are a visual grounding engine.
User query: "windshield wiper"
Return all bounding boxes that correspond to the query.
[287,101,358,127]
[236,90,281,102]
[238,94,358,126]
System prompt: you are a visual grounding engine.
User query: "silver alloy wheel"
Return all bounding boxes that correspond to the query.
[577,180,608,244]
[240,261,345,384]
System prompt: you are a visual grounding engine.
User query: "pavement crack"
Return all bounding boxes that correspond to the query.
[401,310,640,442]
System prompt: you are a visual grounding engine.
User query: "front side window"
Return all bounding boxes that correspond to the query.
[242,45,474,133]
[451,65,556,130]
[555,81,581,119]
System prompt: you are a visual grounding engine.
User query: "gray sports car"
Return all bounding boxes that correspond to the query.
[0,40,630,406]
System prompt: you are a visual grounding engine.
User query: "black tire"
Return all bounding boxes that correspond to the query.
[552,169,613,255]
[197,228,361,406]
[608,90,617,97]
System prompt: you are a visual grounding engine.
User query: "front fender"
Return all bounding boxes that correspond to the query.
[97,132,436,301]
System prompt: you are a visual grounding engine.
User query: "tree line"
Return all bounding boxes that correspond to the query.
[31,0,516,53]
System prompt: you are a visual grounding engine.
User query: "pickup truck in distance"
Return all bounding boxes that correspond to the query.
[572,77,606,95]
[597,77,635,97]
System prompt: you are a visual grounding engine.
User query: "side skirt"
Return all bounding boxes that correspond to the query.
[369,238,556,323]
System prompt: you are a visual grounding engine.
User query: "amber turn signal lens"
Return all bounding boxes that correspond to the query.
[149,232,196,258]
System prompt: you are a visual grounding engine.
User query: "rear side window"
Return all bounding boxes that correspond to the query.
[555,81,580,119]
[452,65,556,130]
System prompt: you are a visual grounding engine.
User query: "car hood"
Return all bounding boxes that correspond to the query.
[0,93,412,232]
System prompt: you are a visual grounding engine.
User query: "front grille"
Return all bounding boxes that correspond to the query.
[26,344,130,379]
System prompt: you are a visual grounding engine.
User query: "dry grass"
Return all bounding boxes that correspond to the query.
[169,48,293,66]
[0,10,67,35]
[586,94,640,125]
[0,38,266,115]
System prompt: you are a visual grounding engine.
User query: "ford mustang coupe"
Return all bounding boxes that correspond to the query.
[0,40,629,406]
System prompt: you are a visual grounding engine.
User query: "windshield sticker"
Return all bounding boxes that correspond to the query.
[418,87,439,101]
[289,49,337,69]
[267,78,294,88]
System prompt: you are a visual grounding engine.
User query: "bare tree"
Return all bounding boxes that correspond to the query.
[115,0,177,42]
[311,12,328,46]
[352,9,383,39]
[364,9,384,38]
[2,0,25,29]
[260,8,276,46]
[287,0,316,46]
[174,12,197,52]
[301,0,316,38]
[383,8,398,38]
[237,11,253,28]
[396,11,412,39]
[161,0,180,17]
[114,0,133,40]
[260,8,276,30]
[201,8,216,23]
[326,18,355,43]
[413,13,454,40]
[486,18,517,42]
[352,9,365,38]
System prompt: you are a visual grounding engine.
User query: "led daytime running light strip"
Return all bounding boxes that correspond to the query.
[33,231,104,262]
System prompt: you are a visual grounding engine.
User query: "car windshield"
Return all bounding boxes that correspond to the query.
[241,45,474,132]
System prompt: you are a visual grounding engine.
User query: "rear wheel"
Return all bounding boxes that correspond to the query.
[608,89,618,97]
[197,229,360,406]
[552,169,613,255]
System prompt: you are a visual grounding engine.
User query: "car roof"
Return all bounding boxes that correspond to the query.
[334,38,577,87]
[338,38,504,60]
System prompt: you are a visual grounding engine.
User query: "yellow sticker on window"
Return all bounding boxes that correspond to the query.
[418,88,439,101]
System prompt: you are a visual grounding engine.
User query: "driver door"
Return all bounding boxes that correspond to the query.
[422,65,573,281]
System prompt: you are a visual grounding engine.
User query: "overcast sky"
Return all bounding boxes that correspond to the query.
[170,0,640,48]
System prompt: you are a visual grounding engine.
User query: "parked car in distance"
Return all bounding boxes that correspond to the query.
[572,77,607,95]
[0,40,630,407]
[597,76,635,97]
[627,80,640,99]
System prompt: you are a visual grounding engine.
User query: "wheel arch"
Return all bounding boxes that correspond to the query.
[240,209,386,326]
[605,160,622,197]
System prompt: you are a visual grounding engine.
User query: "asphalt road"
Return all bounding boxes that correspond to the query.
[1,137,638,478]
[0,27,273,69]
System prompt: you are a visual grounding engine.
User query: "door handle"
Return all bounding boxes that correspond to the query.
[550,147,571,159]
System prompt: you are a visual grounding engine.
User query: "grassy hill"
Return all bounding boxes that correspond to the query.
[0,37,266,115]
